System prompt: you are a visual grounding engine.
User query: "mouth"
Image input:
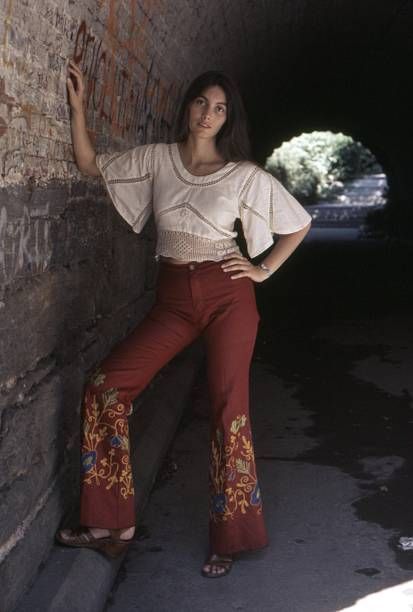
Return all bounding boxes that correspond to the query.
[199,122,211,128]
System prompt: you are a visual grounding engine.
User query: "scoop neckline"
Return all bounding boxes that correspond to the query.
[173,142,234,178]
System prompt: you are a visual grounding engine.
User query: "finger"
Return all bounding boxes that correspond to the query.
[66,76,79,95]
[67,67,81,81]
[69,59,82,71]
[67,71,84,93]
[68,63,83,78]
[223,265,250,274]
[221,254,246,262]
[222,261,251,270]
[229,272,248,279]
[221,258,247,268]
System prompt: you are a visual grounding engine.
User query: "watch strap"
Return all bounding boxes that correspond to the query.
[259,262,272,277]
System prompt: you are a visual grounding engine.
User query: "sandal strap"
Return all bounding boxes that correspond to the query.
[209,553,232,563]
[206,554,233,567]
[58,526,110,546]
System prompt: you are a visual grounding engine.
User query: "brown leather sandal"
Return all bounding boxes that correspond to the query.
[55,526,132,559]
[201,553,233,578]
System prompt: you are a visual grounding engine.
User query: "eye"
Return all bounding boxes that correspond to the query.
[217,106,226,113]
[195,98,204,105]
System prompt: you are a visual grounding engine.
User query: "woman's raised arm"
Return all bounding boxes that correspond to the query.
[66,59,100,177]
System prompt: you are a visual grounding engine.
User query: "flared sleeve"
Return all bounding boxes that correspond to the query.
[239,166,312,258]
[96,143,155,233]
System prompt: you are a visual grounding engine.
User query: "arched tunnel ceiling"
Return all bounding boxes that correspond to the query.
[239,1,412,174]
[145,0,413,211]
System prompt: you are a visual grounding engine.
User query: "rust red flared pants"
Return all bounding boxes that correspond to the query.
[80,259,269,555]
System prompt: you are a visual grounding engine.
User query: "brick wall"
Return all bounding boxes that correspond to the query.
[0,0,235,608]
[0,0,275,605]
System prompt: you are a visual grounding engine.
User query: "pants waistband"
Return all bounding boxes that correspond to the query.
[159,258,223,272]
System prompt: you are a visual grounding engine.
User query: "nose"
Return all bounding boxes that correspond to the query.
[201,105,211,119]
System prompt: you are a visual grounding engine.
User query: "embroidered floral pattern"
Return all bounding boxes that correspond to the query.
[209,413,263,522]
[81,368,134,500]
[89,367,107,387]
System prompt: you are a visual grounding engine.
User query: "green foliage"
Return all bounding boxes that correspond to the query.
[265,131,381,204]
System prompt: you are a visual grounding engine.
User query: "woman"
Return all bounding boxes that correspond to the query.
[56,59,312,578]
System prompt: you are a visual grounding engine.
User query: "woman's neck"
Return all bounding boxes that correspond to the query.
[178,135,225,166]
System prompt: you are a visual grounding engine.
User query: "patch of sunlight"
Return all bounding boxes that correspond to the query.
[265,131,383,206]
[338,579,413,611]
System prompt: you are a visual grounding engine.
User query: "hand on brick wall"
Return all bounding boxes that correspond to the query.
[67,60,86,115]
[66,59,99,176]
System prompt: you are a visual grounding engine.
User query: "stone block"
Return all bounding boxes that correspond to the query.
[0,366,84,546]
[0,473,66,612]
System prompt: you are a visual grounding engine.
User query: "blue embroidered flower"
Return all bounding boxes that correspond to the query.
[81,450,97,473]
[110,435,122,448]
[212,493,227,514]
[226,468,236,482]
[250,483,261,506]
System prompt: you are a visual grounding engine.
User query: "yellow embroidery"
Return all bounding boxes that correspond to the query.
[81,376,134,500]
[230,415,247,434]
[235,458,250,474]
[209,413,262,522]
[89,367,107,387]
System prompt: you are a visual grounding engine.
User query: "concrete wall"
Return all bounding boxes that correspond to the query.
[1,0,270,607]
[0,1,196,608]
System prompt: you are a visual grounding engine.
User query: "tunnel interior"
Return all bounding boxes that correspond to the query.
[237,1,413,235]
[1,1,413,610]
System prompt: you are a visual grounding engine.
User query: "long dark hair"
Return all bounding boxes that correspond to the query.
[174,71,252,162]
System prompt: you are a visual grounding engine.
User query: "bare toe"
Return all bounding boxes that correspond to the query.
[201,554,233,578]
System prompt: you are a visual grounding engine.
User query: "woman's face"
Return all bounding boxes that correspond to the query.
[187,85,228,139]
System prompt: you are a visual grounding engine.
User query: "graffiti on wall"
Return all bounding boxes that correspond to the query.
[0,0,185,178]
[73,12,183,143]
[0,0,185,280]
[73,21,178,141]
[0,202,52,284]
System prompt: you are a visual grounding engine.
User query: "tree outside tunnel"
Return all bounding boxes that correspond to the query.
[265,131,388,232]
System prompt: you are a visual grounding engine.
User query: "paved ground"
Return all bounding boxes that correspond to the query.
[104,226,413,612]
[306,173,387,227]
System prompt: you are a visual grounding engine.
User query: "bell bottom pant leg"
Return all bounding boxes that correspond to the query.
[203,278,269,556]
[80,301,198,529]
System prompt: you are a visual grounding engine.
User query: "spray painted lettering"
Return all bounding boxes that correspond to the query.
[73,18,182,142]
[0,203,52,284]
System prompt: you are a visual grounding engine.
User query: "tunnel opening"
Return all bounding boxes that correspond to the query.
[264,130,388,235]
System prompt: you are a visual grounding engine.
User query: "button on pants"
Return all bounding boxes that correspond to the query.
[80,260,269,555]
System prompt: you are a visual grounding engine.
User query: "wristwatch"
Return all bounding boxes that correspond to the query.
[258,262,272,277]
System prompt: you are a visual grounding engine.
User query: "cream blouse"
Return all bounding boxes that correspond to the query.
[96,142,312,261]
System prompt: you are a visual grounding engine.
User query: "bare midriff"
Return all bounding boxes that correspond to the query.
[159,256,195,265]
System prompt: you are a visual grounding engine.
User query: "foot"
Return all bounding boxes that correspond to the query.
[58,526,135,542]
[55,525,135,558]
[56,525,110,548]
[90,526,135,541]
[201,553,233,578]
